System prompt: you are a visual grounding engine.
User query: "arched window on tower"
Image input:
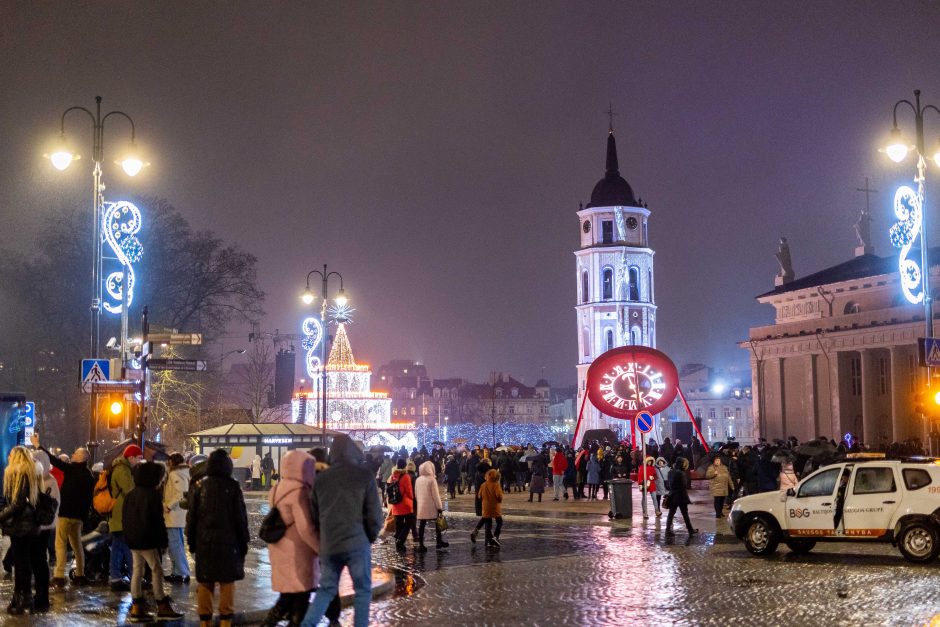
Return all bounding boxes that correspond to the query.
[605,329,614,351]
[582,327,590,358]
[628,267,640,301]
[602,268,613,300]
[581,270,589,303]
[631,326,641,345]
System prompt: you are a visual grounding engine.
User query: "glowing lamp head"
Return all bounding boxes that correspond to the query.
[883,127,910,163]
[711,383,726,395]
[301,287,315,305]
[932,138,940,168]
[335,289,348,307]
[117,144,149,176]
[933,390,940,406]
[110,400,123,415]
[46,135,79,171]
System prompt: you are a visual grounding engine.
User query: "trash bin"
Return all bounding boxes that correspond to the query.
[608,478,633,519]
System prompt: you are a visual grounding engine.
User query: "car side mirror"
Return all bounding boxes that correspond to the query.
[786,488,795,497]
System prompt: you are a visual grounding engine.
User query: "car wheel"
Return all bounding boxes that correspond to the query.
[898,522,940,564]
[785,539,816,554]
[743,516,779,556]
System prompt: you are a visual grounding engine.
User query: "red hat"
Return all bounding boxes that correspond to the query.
[123,444,143,459]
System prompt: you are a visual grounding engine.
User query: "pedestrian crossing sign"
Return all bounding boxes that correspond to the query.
[919,338,940,368]
[81,359,110,394]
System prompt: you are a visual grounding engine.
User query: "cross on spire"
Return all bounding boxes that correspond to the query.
[856,176,878,213]
[605,103,617,133]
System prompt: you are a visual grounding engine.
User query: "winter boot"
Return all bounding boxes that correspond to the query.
[128,597,155,623]
[220,614,234,627]
[469,528,479,543]
[6,591,26,615]
[199,615,212,627]
[156,596,184,620]
[262,602,289,627]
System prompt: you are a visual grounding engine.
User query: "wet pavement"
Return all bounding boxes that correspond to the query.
[4,488,940,625]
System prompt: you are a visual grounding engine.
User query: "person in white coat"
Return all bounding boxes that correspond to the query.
[32,449,59,612]
[251,455,263,491]
[163,453,191,583]
[413,461,448,552]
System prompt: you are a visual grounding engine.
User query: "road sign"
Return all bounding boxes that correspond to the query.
[636,411,654,434]
[146,333,203,346]
[147,359,207,372]
[91,380,140,393]
[920,337,940,367]
[20,402,35,439]
[81,359,110,394]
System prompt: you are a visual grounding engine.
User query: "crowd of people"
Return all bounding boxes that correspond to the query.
[0,428,926,624]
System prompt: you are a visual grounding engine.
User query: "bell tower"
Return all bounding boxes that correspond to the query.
[575,123,657,436]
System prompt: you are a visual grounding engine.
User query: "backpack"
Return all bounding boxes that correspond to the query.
[386,477,403,505]
[93,469,116,515]
[35,489,58,527]
[258,485,299,544]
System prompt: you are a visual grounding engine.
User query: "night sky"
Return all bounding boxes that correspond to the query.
[2,3,939,387]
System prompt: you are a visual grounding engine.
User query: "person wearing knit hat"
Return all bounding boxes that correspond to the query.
[108,444,142,590]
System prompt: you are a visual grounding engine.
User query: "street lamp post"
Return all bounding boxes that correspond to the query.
[47,96,148,455]
[301,265,347,447]
[883,89,940,451]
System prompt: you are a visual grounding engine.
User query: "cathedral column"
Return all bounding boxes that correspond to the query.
[859,349,878,447]
[890,347,906,442]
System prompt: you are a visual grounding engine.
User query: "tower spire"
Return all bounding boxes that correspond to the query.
[605,129,619,173]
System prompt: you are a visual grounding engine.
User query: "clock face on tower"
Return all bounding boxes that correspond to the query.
[582,220,591,234]
[586,346,678,419]
[626,216,638,230]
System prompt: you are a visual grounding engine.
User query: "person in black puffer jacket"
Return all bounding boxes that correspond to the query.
[664,459,697,536]
[0,446,41,615]
[122,462,182,622]
[186,449,249,627]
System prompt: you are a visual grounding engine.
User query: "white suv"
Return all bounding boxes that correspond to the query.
[729,459,940,563]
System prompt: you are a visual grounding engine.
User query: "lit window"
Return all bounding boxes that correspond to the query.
[602,268,613,300]
[606,329,614,351]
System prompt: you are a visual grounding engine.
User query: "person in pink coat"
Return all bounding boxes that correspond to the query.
[261,450,338,627]
[414,461,449,552]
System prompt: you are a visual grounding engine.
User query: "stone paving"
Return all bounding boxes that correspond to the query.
[3,486,940,625]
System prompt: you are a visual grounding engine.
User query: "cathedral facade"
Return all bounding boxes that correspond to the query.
[575,126,657,435]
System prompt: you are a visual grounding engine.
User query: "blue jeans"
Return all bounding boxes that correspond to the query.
[109,532,132,582]
[166,527,190,577]
[301,546,372,627]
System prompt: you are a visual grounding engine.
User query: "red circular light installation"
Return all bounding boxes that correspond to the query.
[586,346,679,420]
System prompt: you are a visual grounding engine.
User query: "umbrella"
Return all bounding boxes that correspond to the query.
[695,451,718,475]
[431,441,445,446]
[496,446,514,452]
[370,444,393,453]
[796,439,836,457]
[453,437,468,444]
[771,449,795,464]
[543,440,560,447]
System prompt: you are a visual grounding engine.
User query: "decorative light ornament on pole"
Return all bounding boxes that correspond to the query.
[883,90,940,396]
[47,97,148,459]
[300,265,347,440]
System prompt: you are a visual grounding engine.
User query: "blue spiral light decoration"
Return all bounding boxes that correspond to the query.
[890,185,923,305]
[102,201,143,314]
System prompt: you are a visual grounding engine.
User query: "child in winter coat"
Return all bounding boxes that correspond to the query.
[471,469,504,548]
[123,462,183,622]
